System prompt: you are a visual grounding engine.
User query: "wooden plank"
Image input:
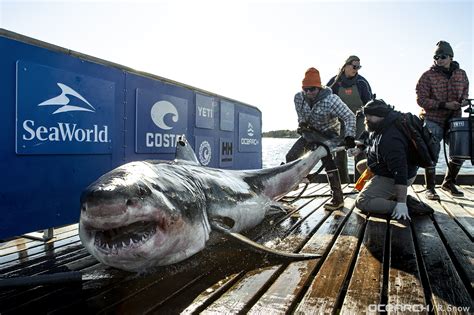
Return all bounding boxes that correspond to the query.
[296,207,364,313]
[340,216,387,314]
[0,249,94,309]
[293,202,366,314]
[387,219,427,314]
[437,188,474,240]
[248,195,361,315]
[180,272,244,314]
[0,224,78,251]
[455,188,474,216]
[412,215,474,312]
[0,228,79,259]
[414,185,474,291]
[200,266,280,315]
[0,237,83,272]
[199,187,344,314]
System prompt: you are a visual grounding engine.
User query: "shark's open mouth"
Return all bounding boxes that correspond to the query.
[94,221,156,251]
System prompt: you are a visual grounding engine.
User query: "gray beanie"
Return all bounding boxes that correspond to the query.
[344,55,360,65]
[434,40,454,57]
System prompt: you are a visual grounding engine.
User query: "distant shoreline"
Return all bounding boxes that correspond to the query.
[262,129,298,138]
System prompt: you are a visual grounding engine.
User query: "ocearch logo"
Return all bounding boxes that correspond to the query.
[247,122,254,137]
[20,83,108,144]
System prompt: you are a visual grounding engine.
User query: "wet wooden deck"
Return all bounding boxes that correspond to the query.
[1,183,473,314]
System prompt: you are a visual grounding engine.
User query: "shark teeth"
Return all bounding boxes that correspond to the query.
[94,220,157,252]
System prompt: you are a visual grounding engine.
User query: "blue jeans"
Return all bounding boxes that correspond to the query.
[424,119,463,166]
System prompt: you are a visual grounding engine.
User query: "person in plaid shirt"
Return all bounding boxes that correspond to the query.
[416,40,470,200]
[286,67,356,210]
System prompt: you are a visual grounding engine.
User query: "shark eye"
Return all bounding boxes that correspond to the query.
[126,198,138,207]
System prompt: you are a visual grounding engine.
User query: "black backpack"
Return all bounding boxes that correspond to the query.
[394,113,437,168]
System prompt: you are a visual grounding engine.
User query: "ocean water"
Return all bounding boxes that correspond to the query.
[262,137,474,174]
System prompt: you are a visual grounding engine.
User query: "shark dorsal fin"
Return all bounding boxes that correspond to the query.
[174,135,201,165]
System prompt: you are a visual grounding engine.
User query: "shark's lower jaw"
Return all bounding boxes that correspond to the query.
[92,221,157,253]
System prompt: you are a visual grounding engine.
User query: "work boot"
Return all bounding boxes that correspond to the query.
[406,195,434,216]
[424,167,440,200]
[324,169,344,210]
[441,162,464,197]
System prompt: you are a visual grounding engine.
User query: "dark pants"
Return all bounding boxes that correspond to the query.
[337,112,366,182]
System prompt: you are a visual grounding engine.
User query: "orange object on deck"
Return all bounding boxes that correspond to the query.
[355,168,374,191]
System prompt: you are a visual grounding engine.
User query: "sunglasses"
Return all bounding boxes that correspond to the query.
[303,87,318,92]
[434,54,449,60]
[351,65,362,70]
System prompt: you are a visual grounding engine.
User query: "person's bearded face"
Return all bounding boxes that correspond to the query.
[366,120,379,131]
[364,115,384,131]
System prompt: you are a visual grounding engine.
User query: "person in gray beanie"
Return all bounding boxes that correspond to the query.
[416,40,470,200]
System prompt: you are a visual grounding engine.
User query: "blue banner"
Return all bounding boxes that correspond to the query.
[220,100,234,131]
[16,60,114,154]
[135,88,188,153]
[238,113,260,152]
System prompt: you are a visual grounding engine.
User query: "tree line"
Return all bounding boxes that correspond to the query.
[262,129,299,138]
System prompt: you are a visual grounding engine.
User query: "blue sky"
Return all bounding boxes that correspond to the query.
[1,0,472,131]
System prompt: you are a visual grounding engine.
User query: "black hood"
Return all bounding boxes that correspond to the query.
[373,110,401,133]
[431,61,460,78]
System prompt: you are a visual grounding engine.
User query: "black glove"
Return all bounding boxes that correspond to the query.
[297,122,309,135]
[344,136,356,149]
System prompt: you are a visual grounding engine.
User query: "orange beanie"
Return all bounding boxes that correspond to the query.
[302,67,322,88]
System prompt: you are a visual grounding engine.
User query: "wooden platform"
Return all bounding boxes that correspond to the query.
[1,183,473,314]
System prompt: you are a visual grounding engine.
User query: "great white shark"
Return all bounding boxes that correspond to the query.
[79,137,332,272]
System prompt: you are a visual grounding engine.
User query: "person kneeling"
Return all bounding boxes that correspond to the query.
[355,99,419,220]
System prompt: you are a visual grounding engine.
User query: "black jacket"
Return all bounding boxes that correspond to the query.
[366,111,418,185]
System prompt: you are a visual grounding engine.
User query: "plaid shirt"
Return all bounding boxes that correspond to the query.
[416,63,469,128]
[294,89,356,138]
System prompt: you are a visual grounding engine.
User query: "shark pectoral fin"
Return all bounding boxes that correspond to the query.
[209,221,320,260]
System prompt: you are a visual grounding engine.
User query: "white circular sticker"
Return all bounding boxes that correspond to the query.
[198,141,211,166]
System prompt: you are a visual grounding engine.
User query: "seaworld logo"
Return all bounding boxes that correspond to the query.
[22,120,108,143]
[38,83,96,114]
[19,82,109,144]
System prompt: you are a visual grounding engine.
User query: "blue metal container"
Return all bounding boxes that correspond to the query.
[0,29,262,239]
